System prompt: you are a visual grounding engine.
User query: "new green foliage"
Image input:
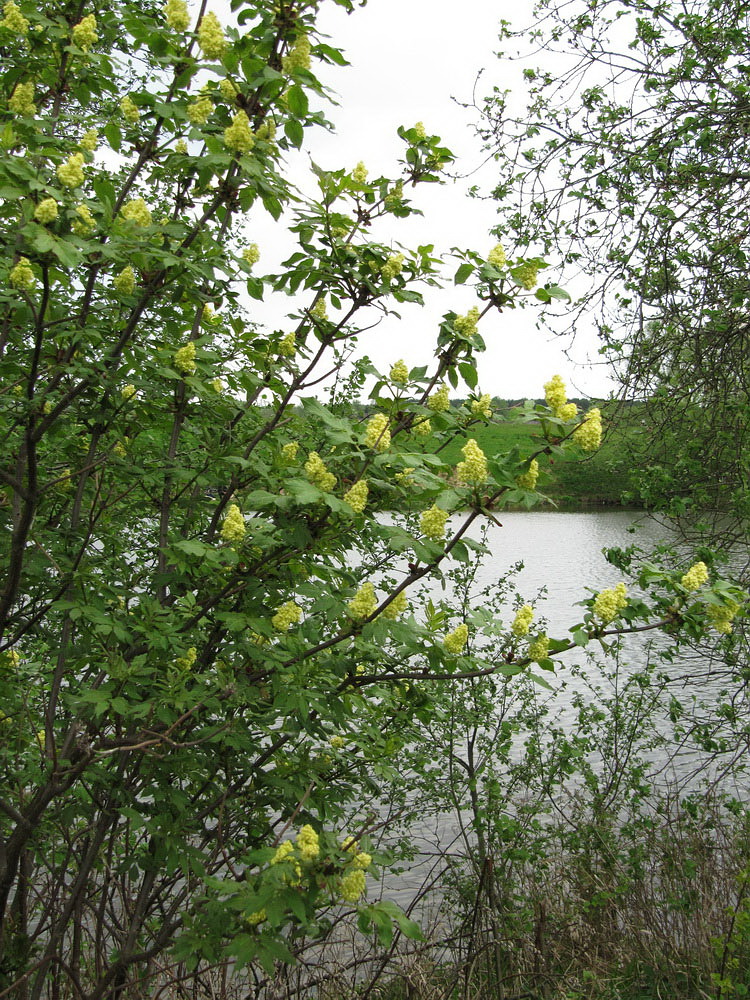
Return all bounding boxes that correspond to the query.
[0,2,746,997]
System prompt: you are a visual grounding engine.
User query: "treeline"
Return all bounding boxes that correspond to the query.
[324,396,603,417]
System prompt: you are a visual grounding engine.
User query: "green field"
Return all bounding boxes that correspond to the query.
[436,414,640,506]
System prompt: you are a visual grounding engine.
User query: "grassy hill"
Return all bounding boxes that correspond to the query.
[436,408,640,507]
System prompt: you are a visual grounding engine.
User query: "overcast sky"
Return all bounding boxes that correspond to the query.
[227,0,617,400]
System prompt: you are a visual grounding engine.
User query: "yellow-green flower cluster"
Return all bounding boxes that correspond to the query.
[80,129,98,152]
[187,94,213,125]
[219,77,237,102]
[224,111,254,153]
[197,11,225,60]
[279,331,296,357]
[352,161,368,184]
[471,394,492,419]
[516,458,539,491]
[3,649,20,668]
[1,1,28,33]
[9,81,34,116]
[164,0,190,31]
[72,14,97,51]
[516,262,538,290]
[296,824,319,862]
[340,868,366,903]
[174,341,196,375]
[34,198,58,224]
[246,909,266,926]
[305,451,336,491]
[420,504,448,541]
[242,244,260,266]
[413,417,431,436]
[220,503,245,544]
[544,374,567,415]
[174,139,187,155]
[120,198,152,227]
[113,265,135,296]
[272,601,302,632]
[413,121,427,139]
[364,413,391,452]
[527,633,549,662]
[310,297,328,320]
[255,119,276,141]
[428,384,450,413]
[706,600,741,634]
[444,623,469,654]
[348,582,377,620]
[572,407,602,452]
[592,582,628,623]
[271,840,302,881]
[488,243,507,268]
[559,402,578,421]
[271,840,295,865]
[390,359,409,384]
[511,604,534,638]
[56,469,73,492]
[385,180,403,210]
[281,441,298,462]
[282,34,311,73]
[120,96,140,124]
[454,306,480,338]
[343,479,368,514]
[57,153,85,188]
[211,378,224,393]
[9,257,34,291]
[121,384,136,400]
[456,438,487,485]
[175,647,197,671]
[72,203,95,235]
[380,590,408,620]
[681,561,709,592]
[381,253,405,280]
[329,735,345,749]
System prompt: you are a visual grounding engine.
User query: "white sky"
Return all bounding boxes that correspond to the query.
[225,0,617,400]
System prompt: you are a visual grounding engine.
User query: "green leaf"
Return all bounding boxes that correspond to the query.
[102,121,121,153]
[284,118,304,149]
[93,176,116,215]
[262,194,282,219]
[286,479,323,504]
[372,899,424,941]
[285,85,309,117]
[454,262,474,284]
[459,362,478,389]
[173,539,211,557]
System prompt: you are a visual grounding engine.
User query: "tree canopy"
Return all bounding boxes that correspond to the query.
[0,1,746,997]
[482,0,750,523]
